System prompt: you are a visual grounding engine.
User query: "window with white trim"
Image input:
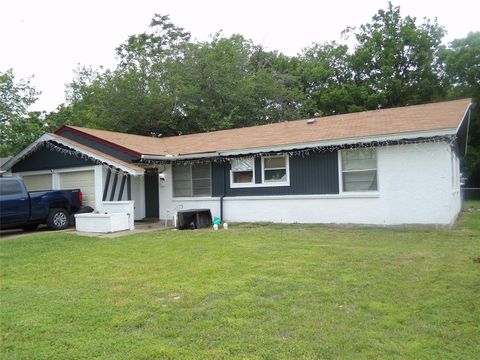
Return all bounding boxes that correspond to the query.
[341,148,378,192]
[230,158,254,185]
[262,155,289,184]
[173,163,211,197]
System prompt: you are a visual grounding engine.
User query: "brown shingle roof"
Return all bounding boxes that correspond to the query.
[49,133,144,172]
[59,99,471,157]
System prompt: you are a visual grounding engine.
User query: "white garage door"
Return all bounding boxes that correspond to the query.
[22,174,53,191]
[59,170,95,208]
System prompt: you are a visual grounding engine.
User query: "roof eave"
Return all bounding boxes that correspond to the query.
[55,125,143,158]
[140,152,220,161]
[140,128,457,161]
[1,133,52,171]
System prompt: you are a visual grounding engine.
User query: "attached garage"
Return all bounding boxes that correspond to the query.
[59,170,95,208]
[3,133,144,219]
[22,174,53,191]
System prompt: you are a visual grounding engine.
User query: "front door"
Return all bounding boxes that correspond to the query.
[144,169,159,219]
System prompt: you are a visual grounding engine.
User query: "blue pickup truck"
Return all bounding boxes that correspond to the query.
[0,177,83,231]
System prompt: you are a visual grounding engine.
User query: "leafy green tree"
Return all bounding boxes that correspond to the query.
[442,32,480,186]
[0,70,38,123]
[442,32,480,97]
[172,34,308,133]
[299,41,369,115]
[61,17,308,137]
[0,69,43,156]
[116,14,191,69]
[346,2,446,108]
[60,15,192,136]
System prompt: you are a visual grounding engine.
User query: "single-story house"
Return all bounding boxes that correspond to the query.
[1,98,473,225]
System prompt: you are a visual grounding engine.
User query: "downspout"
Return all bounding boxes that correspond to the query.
[220,195,224,222]
[463,102,474,156]
[220,163,227,222]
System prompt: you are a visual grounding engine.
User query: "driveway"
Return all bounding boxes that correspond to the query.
[1,221,170,241]
[0,225,75,241]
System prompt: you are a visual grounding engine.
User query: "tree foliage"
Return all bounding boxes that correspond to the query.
[299,41,366,115]
[0,70,45,156]
[58,16,307,137]
[442,32,480,186]
[0,70,38,123]
[442,32,480,96]
[348,2,446,108]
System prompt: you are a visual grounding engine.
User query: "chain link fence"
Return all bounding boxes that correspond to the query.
[462,188,480,211]
[462,188,480,200]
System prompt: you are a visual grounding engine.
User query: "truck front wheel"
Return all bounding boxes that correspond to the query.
[47,208,69,230]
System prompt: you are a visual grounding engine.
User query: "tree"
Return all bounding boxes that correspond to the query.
[299,41,368,115]
[346,2,446,108]
[116,14,191,70]
[442,32,480,97]
[171,34,308,133]
[0,69,43,156]
[442,32,480,186]
[61,17,308,137]
[60,15,192,136]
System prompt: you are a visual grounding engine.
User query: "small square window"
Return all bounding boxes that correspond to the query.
[262,155,289,184]
[231,158,254,185]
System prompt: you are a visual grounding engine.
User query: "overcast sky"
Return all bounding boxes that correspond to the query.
[1,0,479,112]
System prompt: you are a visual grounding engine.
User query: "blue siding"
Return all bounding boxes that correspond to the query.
[12,145,95,172]
[212,151,339,196]
[254,157,262,184]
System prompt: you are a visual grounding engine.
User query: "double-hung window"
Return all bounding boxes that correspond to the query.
[173,163,211,197]
[262,155,289,184]
[230,155,290,187]
[341,148,378,192]
[230,158,255,186]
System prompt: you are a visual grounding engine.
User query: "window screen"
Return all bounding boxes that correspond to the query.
[263,156,287,182]
[173,163,211,197]
[192,163,211,196]
[341,148,377,191]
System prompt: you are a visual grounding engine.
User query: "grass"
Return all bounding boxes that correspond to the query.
[1,213,479,359]
[464,199,480,209]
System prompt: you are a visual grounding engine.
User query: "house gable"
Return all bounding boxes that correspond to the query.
[55,127,140,163]
[12,144,95,172]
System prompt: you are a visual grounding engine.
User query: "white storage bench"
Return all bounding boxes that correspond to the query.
[75,213,130,233]
[75,200,135,233]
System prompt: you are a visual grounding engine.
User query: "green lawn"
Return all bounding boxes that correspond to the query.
[1,213,479,359]
[464,199,480,209]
